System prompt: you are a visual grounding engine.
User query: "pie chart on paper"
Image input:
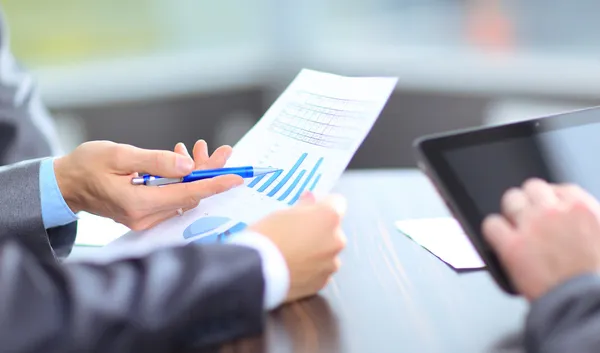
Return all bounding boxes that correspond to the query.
[183,216,247,244]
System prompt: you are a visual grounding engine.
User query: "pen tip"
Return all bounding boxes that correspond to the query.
[253,167,281,176]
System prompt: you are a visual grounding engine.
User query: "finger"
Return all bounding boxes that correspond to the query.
[146,174,243,210]
[333,257,342,272]
[482,214,519,260]
[336,229,348,251]
[501,187,530,225]
[522,178,559,207]
[320,194,348,217]
[555,183,600,214]
[174,142,191,158]
[113,145,195,177]
[181,200,203,213]
[198,145,233,170]
[192,140,210,169]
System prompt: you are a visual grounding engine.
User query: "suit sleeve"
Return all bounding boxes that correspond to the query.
[525,274,600,353]
[0,159,75,259]
[0,7,76,257]
[0,160,266,352]
[0,237,266,353]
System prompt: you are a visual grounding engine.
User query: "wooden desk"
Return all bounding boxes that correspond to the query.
[207,169,528,353]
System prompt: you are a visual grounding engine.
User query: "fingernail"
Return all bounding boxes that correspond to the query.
[301,191,316,203]
[177,156,194,173]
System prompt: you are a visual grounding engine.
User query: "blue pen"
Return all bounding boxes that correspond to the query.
[131,166,281,186]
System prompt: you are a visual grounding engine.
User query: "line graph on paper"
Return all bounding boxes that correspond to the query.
[269,90,376,150]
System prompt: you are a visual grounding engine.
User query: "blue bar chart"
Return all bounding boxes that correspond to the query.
[247,174,266,188]
[289,157,323,205]
[278,170,306,201]
[248,152,323,205]
[267,153,307,197]
[257,170,283,193]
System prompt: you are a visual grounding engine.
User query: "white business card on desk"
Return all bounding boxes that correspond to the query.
[395,217,485,270]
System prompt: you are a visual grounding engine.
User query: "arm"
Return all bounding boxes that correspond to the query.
[0,158,76,261]
[0,235,265,352]
[525,274,600,353]
[0,140,342,351]
[0,154,282,351]
[0,156,266,351]
[0,7,76,256]
[481,180,600,353]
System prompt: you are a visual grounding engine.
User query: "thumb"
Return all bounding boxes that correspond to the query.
[114,145,195,177]
[320,194,347,217]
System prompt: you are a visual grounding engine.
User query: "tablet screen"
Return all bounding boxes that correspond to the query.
[443,121,600,223]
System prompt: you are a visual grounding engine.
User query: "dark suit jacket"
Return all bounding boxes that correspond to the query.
[0,9,266,353]
[0,162,266,353]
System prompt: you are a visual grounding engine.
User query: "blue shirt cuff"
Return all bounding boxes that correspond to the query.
[39,158,78,229]
[226,231,290,310]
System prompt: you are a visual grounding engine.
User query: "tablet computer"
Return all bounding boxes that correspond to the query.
[413,106,600,294]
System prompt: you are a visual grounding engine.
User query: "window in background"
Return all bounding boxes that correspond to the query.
[1,0,271,68]
[320,0,600,55]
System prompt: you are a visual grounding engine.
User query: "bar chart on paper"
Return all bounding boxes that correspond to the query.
[183,216,248,244]
[247,152,324,205]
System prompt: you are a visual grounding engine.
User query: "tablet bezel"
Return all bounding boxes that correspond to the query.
[413,106,600,294]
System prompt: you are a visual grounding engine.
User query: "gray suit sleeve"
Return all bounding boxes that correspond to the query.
[0,158,75,259]
[0,7,76,257]
[0,160,266,352]
[0,238,266,353]
[525,274,600,353]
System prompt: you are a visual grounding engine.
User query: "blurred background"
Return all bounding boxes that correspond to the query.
[3,0,600,168]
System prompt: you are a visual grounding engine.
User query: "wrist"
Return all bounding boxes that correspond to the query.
[226,231,290,310]
[53,155,83,213]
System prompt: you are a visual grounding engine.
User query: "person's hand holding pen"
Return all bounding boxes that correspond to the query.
[55,139,348,302]
[54,140,243,230]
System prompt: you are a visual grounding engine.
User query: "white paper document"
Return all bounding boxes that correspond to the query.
[395,217,485,270]
[87,69,397,260]
[74,212,130,247]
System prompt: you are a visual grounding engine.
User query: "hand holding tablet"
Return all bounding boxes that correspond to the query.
[414,106,600,294]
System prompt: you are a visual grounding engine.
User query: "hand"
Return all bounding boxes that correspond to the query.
[482,178,600,301]
[249,192,347,303]
[54,140,243,230]
[172,140,235,212]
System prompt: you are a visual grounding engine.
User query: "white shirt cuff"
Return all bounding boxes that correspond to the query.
[225,230,289,310]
